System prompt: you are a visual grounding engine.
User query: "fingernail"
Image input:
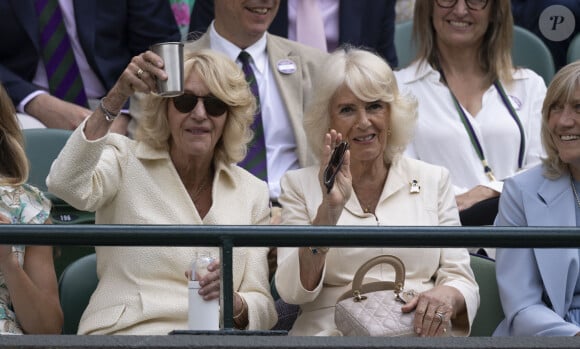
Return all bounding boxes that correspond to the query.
[415,327,421,334]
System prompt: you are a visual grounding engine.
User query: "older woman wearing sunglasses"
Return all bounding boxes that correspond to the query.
[46,49,276,334]
[274,47,479,337]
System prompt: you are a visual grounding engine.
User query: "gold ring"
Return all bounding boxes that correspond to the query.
[136,68,145,79]
[435,311,445,322]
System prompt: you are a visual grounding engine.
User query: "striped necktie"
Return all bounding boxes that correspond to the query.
[35,0,88,107]
[237,51,268,182]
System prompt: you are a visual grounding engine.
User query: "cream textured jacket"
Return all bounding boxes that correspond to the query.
[47,123,277,334]
[275,157,479,336]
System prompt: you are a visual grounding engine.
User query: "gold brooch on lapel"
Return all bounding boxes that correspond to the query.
[409,180,420,194]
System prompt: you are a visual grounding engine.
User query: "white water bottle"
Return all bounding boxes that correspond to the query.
[188,252,220,330]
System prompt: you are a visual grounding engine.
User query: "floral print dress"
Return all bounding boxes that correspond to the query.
[0,184,51,334]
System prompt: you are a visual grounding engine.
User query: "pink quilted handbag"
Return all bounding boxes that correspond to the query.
[335,255,417,337]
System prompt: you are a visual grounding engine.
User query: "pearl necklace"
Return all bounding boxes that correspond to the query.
[571,175,580,209]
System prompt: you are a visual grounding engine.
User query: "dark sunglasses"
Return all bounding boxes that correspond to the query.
[323,141,349,194]
[435,0,489,11]
[172,94,228,117]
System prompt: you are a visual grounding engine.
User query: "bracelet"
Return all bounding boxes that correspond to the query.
[99,97,119,122]
[233,293,246,320]
[309,247,329,255]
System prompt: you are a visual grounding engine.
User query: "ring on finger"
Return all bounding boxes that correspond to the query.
[136,68,145,79]
[435,311,445,322]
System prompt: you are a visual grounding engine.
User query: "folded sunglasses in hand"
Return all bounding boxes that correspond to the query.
[323,141,349,194]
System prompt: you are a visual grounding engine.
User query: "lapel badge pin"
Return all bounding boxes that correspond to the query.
[277,59,297,74]
[409,180,420,194]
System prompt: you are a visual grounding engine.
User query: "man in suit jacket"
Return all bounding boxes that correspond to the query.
[186,2,326,330]
[188,0,398,68]
[493,165,580,336]
[186,0,327,202]
[0,0,180,132]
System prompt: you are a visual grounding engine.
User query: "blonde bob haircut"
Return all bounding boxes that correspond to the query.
[0,84,29,186]
[304,46,417,164]
[135,49,255,164]
[413,0,514,85]
[541,60,580,179]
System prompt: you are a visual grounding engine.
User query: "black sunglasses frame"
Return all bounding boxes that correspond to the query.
[435,0,489,11]
[323,141,349,194]
[172,94,228,117]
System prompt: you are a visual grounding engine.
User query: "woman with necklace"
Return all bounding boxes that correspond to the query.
[275,48,479,337]
[493,61,580,337]
[394,0,546,226]
[47,49,276,334]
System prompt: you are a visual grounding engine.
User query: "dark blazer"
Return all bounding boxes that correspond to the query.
[0,0,181,106]
[189,0,398,67]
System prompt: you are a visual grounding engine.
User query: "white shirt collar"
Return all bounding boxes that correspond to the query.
[209,21,268,75]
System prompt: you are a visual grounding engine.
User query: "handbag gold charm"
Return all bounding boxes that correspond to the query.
[353,290,367,302]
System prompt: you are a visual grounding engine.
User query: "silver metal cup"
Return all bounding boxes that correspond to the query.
[150,42,184,97]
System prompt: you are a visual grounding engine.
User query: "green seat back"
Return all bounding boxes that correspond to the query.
[23,129,95,225]
[568,33,580,64]
[394,20,415,69]
[469,254,504,336]
[58,253,98,334]
[23,128,72,193]
[512,25,555,85]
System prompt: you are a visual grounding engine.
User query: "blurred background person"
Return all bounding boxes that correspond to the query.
[188,0,398,68]
[0,84,63,334]
[46,49,276,334]
[494,61,580,336]
[0,0,180,134]
[395,0,546,229]
[275,48,479,337]
[170,0,196,40]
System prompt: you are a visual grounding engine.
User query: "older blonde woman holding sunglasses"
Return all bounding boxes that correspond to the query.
[275,47,479,337]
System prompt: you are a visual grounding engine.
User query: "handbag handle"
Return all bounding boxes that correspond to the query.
[337,255,406,302]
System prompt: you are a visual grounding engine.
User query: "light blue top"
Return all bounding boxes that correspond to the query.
[566,250,580,326]
[494,165,580,336]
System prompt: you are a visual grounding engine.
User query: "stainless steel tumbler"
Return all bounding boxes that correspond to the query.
[150,42,184,97]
